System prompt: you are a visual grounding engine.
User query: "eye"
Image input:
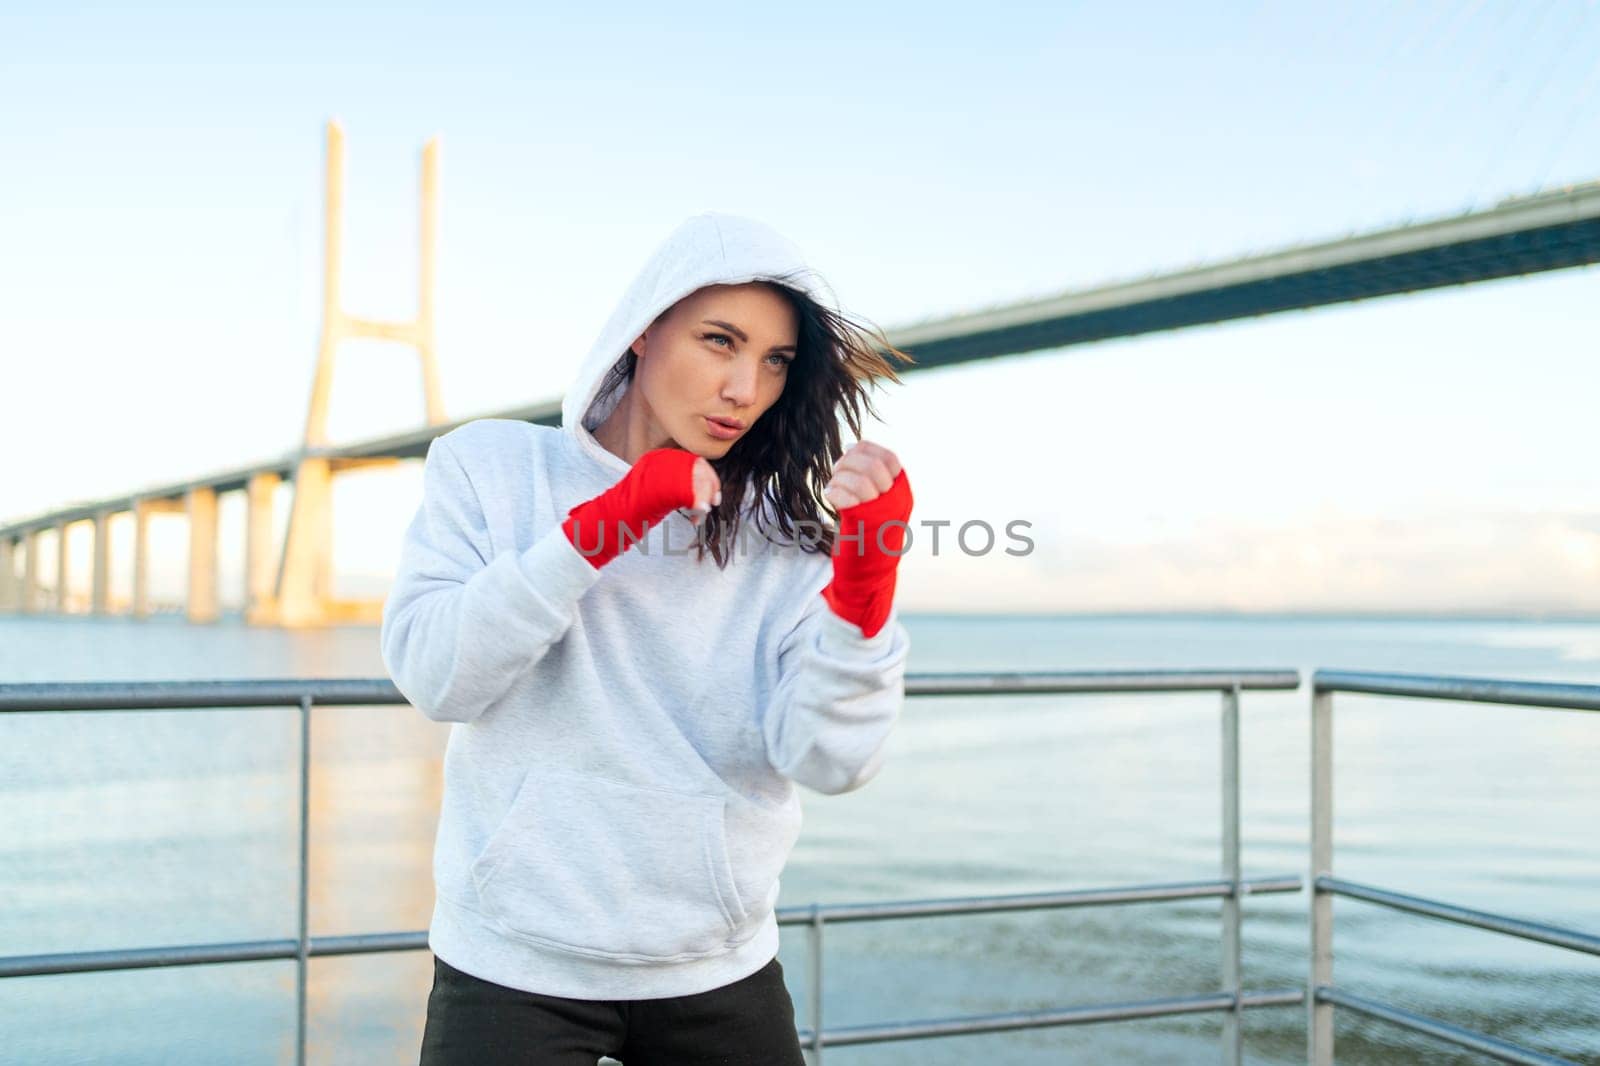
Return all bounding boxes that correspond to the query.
[704,332,734,349]
[766,353,794,369]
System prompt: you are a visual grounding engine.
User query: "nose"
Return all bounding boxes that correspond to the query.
[720,356,759,408]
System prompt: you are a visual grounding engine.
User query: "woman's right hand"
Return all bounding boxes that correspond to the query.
[687,454,722,521]
[562,448,721,569]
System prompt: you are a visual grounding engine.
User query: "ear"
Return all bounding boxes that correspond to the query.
[630,331,647,358]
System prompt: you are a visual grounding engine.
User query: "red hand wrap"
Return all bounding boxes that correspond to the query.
[563,447,700,569]
[821,468,913,639]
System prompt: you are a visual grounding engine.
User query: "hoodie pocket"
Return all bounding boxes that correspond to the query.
[468,769,750,962]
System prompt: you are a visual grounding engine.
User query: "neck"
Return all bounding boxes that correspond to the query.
[593,384,676,465]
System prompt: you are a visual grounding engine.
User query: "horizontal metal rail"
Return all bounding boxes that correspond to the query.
[1309,669,1600,1066]
[0,932,430,979]
[1316,988,1581,1066]
[906,668,1301,696]
[1313,669,1600,712]
[0,678,400,712]
[773,876,1302,925]
[1319,877,1600,957]
[0,669,1302,714]
[798,988,1307,1048]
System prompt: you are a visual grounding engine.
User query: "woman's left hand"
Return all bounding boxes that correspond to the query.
[820,441,913,639]
[823,441,903,509]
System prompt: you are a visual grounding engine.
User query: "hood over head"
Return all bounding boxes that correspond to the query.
[561,212,838,476]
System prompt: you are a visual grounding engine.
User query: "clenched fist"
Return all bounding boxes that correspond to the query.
[564,447,722,569]
[685,455,721,524]
[822,440,902,510]
[821,441,913,638]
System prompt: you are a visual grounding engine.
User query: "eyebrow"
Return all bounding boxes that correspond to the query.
[702,319,797,353]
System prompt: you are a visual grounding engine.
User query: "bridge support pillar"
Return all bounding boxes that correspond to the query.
[0,537,15,611]
[245,472,282,625]
[54,520,69,613]
[187,487,219,623]
[133,502,152,619]
[23,530,42,613]
[92,510,113,616]
[278,458,333,628]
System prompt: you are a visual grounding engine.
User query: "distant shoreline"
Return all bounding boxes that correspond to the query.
[899,608,1600,623]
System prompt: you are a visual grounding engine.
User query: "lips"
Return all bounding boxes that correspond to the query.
[703,416,743,441]
[706,416,746,430]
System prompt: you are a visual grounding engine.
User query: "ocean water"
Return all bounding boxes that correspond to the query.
[1,612,1597,1065]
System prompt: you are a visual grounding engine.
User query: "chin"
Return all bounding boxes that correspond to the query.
[662,438,710,458]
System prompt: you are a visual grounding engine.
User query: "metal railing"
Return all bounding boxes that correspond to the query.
[0,670,1304,1064]
[1309,670,1600,1066]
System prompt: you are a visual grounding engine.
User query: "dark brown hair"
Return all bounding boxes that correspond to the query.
[593,274,914,566]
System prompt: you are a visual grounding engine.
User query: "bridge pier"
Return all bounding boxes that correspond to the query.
[132,502,152,619]
[278,458,333,627]
[0,537,15,611]
[54,520,69,613]
[245,472,281,624]
[23,530,42,612]
[91,510,112,616]
[186,488,219,624]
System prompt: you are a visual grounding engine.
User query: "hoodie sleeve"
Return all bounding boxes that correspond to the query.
[380,434,603,723]
[762,583,911,795]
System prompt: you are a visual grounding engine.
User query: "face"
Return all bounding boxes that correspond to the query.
[629,282,798,457]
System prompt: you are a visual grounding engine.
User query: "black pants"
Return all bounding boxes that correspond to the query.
[419,953,808,1065]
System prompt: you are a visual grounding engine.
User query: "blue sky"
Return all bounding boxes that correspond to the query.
[3,2,1599,612]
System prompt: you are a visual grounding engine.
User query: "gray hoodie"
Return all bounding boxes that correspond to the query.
[379,213,911,999]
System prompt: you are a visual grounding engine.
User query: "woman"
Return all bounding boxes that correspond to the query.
[381,212,915,1065]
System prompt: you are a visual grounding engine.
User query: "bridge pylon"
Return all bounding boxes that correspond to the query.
[253,119,444,627]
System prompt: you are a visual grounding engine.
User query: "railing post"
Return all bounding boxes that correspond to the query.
[1221,684,1243,1066]
[807,904,824,1066]
[297,695,313,1066]
[1309,687,1334,1066]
